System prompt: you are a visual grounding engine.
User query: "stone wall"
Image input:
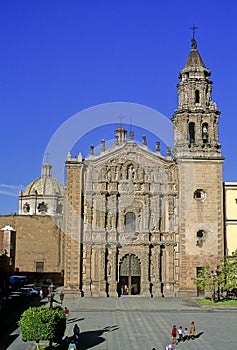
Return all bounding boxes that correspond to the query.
[0,215,63,273]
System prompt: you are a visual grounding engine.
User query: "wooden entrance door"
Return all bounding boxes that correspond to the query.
[120,254,141,295]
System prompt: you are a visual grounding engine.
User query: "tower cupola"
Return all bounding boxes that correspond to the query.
[172,37,222,158]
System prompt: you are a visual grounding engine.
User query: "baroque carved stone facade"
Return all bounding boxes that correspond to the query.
[64,39,224,297]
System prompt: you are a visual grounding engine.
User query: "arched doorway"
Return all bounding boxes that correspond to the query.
[119,254,141,295]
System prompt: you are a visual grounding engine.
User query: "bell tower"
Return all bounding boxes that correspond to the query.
[172,37,225,295]
[172,37,221,158]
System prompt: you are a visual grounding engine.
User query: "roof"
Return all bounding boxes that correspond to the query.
[23,177,64,196]
[184,38,206,68]
[22,162,64,196]
[1,225,15,231]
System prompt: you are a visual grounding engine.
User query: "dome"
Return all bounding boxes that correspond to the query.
[23,162,64,196]
[23,176,64,196]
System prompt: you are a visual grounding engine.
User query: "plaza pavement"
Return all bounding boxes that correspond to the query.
[6,296,237,350]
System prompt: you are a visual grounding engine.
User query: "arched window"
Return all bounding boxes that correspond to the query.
[188,122,195,144]
[196,230,206,247]
[125,212,136,232]
[195,89,200,103]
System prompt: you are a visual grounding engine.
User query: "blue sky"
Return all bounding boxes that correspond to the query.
[0,0,237,214]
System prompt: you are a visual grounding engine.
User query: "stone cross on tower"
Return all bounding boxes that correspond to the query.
[190,24,199,39]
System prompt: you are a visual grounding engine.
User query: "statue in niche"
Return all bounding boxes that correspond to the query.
[107,263,111,276]
[107,210,112,229]
[107,168,111,181]
[128,166,135,180]
[23,202,30,213]
[56,201,63,214]
[111,167,116,181]
[37,202,47,213]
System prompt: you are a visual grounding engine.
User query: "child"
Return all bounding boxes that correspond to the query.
[166,344,176,350]
[183,327,189,341]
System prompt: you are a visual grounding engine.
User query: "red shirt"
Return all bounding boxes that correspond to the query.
[172,327,177,336]
[64,308,70,315]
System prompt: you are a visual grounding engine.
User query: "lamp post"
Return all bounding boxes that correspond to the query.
[48,282,55,308]
[47,282,64,349]
[47,282,64,307]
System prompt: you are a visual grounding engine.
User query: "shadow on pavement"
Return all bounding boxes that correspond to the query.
[0,296,42,350]
[58,325,119,350]
[66,317,85,324]
[195,331,204,338]
[79,325,119,350]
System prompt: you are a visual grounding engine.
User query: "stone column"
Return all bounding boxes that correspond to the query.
[151,245,163,297]
[140,247,151,297]
[162,244,176,297]
[107,246,118,297]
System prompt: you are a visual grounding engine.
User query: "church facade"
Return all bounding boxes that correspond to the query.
[63,38,224,297]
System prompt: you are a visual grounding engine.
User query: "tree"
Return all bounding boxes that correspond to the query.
[194,266,216,300]
[193,256,237,301]
[222,256,237,296]
[18,305,66,349]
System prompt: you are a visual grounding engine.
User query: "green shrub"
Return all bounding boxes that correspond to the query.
[18,305,66,349]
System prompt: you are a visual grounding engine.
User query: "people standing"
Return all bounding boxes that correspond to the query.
[177,326,183,342]
[171,325,177,344]
[73,323,80,347]
[73,323,80,336]
[189,321,196,339]
[39,288,43,299]
[183,327,189,341]
[68,339,77,349]
[124,284,128,295]
[121,285,124,295]
[64,306,70,317]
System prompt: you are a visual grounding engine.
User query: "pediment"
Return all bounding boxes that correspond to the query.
[84,141,177,187]
[85,141,172,169]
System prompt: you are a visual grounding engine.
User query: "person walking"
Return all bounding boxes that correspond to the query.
[73,323,80,336]
[183,327,189,341]
[39,288,43,299]
[73,323,80,347]
[171,325,177,344]
[64,306,70,317]
[189,321,196,339]
[68,339,77,349]
[177,325,183,342]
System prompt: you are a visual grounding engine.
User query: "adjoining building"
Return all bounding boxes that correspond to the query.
[223,182,237,256]
[0,162,64,286]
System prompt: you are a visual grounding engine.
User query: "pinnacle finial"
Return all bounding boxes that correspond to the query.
[191,37,197,49]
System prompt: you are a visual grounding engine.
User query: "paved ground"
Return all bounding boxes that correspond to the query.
[6,296,237,350]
